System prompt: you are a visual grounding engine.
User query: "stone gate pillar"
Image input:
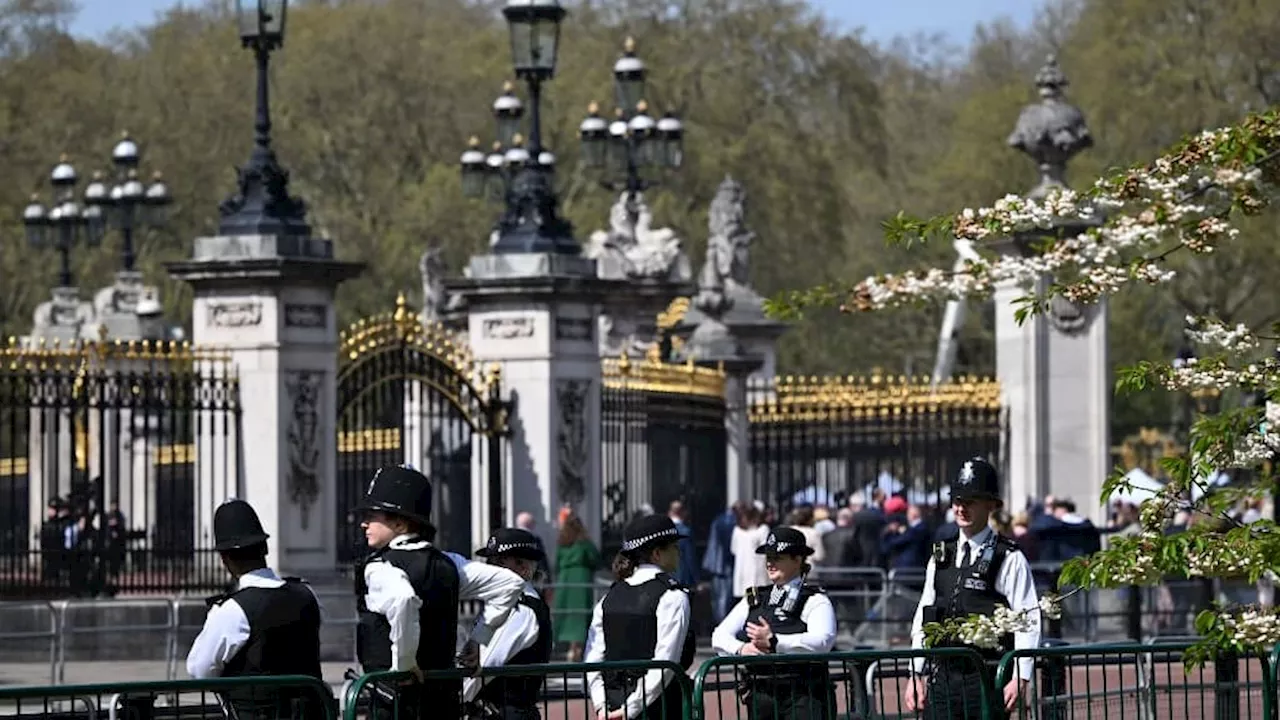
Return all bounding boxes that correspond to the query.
[169,239,362,577]
[998,55,1109,520]
[450,253,615,552]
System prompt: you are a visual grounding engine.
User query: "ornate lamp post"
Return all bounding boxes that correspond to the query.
[84,132,172,272]
[219,0,309,237]
[578,37,684,199]
[23,155,104,288]
[458,0,576,255]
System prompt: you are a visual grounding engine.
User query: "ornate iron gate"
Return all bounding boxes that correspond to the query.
[336,295,506,559]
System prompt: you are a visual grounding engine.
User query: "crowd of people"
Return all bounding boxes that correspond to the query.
[36,490,131,597]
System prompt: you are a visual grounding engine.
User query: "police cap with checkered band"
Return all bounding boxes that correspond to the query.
[951,456,1001,503]
[755,526,815,557]
[476,527,544,561]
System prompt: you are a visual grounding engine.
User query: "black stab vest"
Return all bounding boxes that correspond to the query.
[477,592,553,709]
[356,544,461,672]
[210,577,325,714]
[600,572,696,707]
[930,535,1017,661]
[735,583,831,680]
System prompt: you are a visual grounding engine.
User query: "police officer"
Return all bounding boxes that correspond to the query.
[355,465,526,719]
[463,527,553,720]
[906,458,1040,720]
[186,499,326,718]
[585,515,695,720]
[711,526,837,720]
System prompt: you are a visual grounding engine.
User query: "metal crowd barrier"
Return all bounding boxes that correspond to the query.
[342,660,691,720]
[0,674,336,719]
[994,641,1270,720]
[0,644,1275,720]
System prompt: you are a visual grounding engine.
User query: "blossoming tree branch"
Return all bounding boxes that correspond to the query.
[767,105,1280,665]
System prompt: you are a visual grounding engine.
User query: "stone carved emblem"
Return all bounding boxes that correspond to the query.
[483,316,536,340]
[1047,294,1095,336]
[556,379,591,504]
[284,304,327,328]
[208,302,263,328]
[285,370,322,529]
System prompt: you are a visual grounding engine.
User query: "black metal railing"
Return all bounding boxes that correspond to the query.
[600,356,727,557]
[0,339,240,598]
[747,373,1002,515]
[335,296,507,560]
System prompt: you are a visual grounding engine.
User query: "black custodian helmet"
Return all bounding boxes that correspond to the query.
[358,465,433,525]
[951,457,1001,503]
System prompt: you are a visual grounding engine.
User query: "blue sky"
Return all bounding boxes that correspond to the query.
[72,1,1043,45]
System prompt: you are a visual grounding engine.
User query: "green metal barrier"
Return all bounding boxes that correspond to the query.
[342,660,691,720]
[0,674,336,719]
[692,648,992,720]
[994,642,1270,720]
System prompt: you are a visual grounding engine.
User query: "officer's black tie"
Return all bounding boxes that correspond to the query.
[959,542,970,568]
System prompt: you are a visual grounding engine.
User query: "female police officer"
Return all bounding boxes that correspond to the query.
[711,526,837,720]
[355,465,526,719]
[463,527,553,720]
[585,515,695,720]
[905,457,1040,720]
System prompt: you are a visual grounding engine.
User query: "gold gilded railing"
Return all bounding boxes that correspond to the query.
[602,353,726,399]
[750,370,1001,423]
[338,428,402,453]
[338,293,475,378]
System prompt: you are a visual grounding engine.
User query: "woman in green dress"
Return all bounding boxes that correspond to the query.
[553,515,600,661]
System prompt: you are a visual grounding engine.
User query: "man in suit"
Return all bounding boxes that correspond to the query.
[821,508,860,628]
[882,505,931,573]
[668,501,700,587]
[848,493,886,568]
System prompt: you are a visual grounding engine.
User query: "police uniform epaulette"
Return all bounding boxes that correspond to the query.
[801,581,825,594]
[282,575,306,584]
[659,573,688,592]
[995,534,1020,551]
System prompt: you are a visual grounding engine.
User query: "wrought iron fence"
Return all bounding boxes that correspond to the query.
[601,355,727,556]
[335,295,507,560]
[747,372,1002,516]
[0,338,240,598]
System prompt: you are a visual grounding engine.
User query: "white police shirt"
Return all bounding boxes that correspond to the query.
[186,568,323,679]
[461,582,543,702]
[363,534,526,673]
[584,564,691,720]
[909,525,1041,680]
[710,575,837,656]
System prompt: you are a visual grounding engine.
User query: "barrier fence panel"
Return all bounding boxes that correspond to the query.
[56,598,175,684]
[994,642,1270,720]
[343,661,691,720]
[693,648,992,720]
[0,675,336,719]
[0,601,57,686]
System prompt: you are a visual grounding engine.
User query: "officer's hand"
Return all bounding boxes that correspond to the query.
[1003,677,1026,712]
[400,666,423,684]
[746,619,773,650]
[457,640,481,676]
[738,642,764,656]
[904,676,927,712]
[606,710,626,720]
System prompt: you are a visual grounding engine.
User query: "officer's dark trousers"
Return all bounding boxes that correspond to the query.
[485,705,540,720]
[369,680,462,720]
[923,664,1007,720]
[740,672,833,720]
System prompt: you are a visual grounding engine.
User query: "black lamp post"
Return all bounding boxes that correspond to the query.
[459,0,576,255]
[579,37,684,199]
[23,156,104,288]
[84,132,172,273]
[218,0,310,237]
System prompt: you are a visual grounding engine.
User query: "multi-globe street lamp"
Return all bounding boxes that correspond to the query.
[458,0,577,255]
[85,133,172,273]
[578,37,684,198]
[23,156,105,289]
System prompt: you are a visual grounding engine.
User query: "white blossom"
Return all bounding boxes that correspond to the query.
[1221,609,1280,647]
[1038,594,1063,621]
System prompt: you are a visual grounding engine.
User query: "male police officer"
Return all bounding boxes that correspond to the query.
[187,499,326,717]
[906,458,1040,720]
[463,527,553,720]
[356,465,525,719]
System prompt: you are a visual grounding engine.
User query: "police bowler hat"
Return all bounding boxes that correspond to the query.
[755,526,814,557]
[476,527,543,561]
[358,465,433,525]
[213,499,270,552]
[621,515,680,553]
[951,457,1002,503]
